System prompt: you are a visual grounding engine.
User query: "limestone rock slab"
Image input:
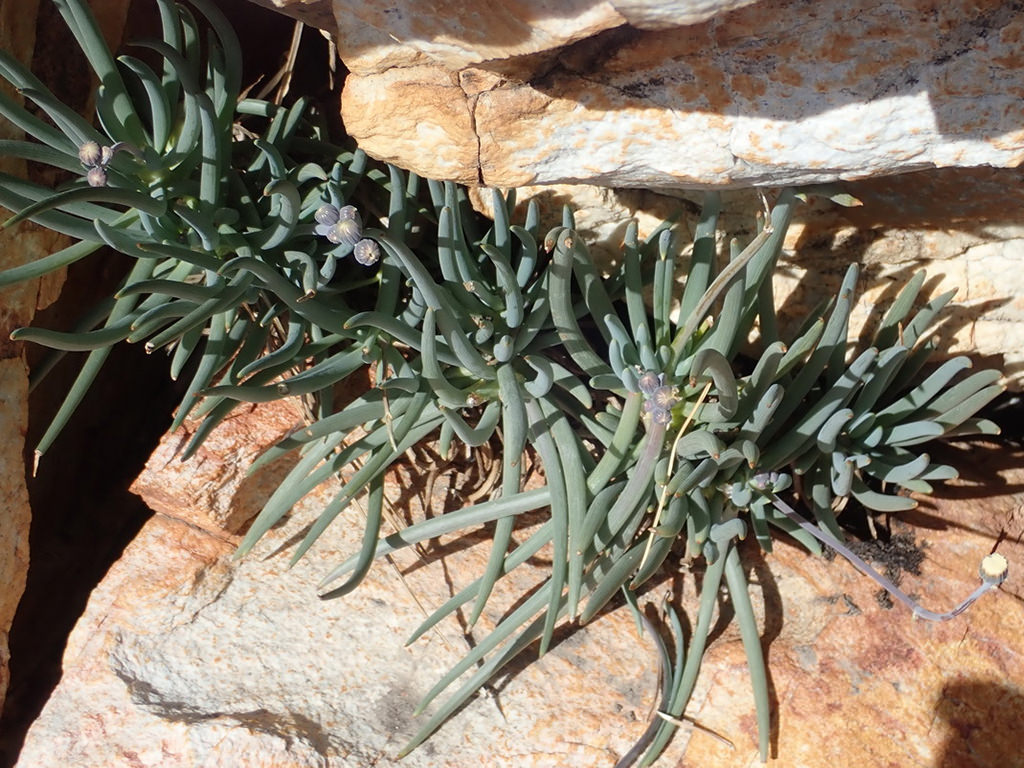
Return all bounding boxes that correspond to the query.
[17,407,667,767]
[336,0,1024,188]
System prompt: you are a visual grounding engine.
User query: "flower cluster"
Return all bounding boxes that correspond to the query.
[77,140,139,187]
[78,140,113,187]
[638,370,677,425]
[313,203,380,266]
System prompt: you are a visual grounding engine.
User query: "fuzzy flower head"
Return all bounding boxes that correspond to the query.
[78,141,109,187]
[86,166,108,187]
[78,141,103,167]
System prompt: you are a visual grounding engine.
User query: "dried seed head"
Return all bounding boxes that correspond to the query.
[980,552,1009,583]
[78,141,103,167]
[353,238,380,266]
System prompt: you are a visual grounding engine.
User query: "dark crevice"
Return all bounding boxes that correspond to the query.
[0,2,337,765]
[0,247,182,768]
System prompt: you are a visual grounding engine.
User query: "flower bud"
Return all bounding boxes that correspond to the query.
[326,219,361,247]
[78,141,103,167]
[337,205,361,226]
[353,238,381,266]
[637,370,662,395]
[314,204,339,226]
[86,166,107,187]
[650,406,672,425]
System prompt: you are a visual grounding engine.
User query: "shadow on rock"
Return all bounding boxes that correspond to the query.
[934,679,1024,768]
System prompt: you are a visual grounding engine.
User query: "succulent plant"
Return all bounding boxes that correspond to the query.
[0,0,411,468]
[0,2,1009,766]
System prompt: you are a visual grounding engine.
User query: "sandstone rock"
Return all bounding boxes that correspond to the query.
[336,0,1024,189]
[16,402,1024,767]
[342,64,481,187]
[678,440,1024,767]
[0,359,30,716]
[17,406,670,768]
[332,0,787,77]
[247,0,338,33]
[129,398,306,536]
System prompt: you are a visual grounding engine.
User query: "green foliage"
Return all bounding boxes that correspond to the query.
[0,2,1006,765]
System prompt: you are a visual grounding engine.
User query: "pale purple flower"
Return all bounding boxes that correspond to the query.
[313,204,339,231]
[637,370,662,395]
[639,371,676,425]
[314,204,362,247]
[77,140,125,187]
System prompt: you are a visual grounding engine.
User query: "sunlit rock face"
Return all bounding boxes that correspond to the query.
[317,0,1024,188]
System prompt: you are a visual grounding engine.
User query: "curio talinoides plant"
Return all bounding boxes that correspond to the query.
[0,1,1010,765]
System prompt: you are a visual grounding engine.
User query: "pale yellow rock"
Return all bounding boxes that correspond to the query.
[341,64,481,186]
[17,404,672,768]
[243,0,768,45]
[247,0,337,32]
[331,0,767,76]
[335,1,627,75]
[129,398,306,536]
